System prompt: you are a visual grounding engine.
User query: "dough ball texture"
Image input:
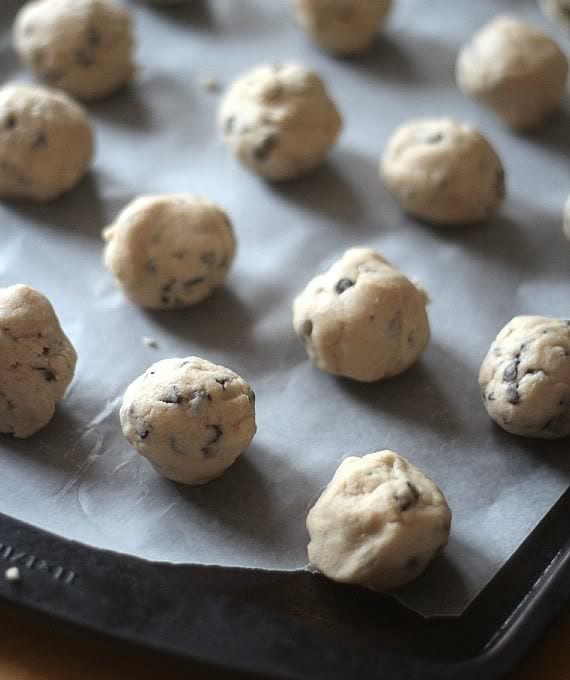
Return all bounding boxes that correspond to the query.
[218,63,342,180]
[0,83,93,202]
[0,285,77,438]
[102,194,236,309]
[455,15,568,130]
[381,117,505,225]
[564,195,570,241]
[13,0,135,101]
[120,357,257,485]
[479,316,570,439]
[306,450,452,591]
[293,0,392,54]
[292,247,430,382]
[540,0,570,31]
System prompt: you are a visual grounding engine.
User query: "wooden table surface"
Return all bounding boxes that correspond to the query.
[0,600,568,680]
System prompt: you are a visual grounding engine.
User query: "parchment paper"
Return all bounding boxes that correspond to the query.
[0,0,568,617]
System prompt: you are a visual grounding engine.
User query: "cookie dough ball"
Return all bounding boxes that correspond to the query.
[381,118,505,225]
[540,0,570,32]
[455,16,568,130]
[0,83,93,202]
[218,63,342,181]
[0,285,77,438]
[293,0,392,55]
[479,316,570,439]
[13,0,135,101]
[307,450,451,591]
[564,195,570,241]
[293,248,430,382]
[102,194,236,309]
[120,357,257,485]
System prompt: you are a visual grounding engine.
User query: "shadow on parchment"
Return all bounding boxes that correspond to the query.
[140,0,216,31]
[337,340,471,437]
[171,442,314,548]
[270,148,377,228]
[143,286,259,354]
[2,173,106,240]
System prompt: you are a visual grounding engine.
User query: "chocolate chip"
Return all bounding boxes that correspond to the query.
[335,278,354,294]
[487,392,495,402]
[5,114,16,130]
[396,482,420,511]
[253,134,277,161]
[76,48,95,67]
[388,316,402,337]
[42,347,50,356]
[183,277,204,289]
[301,319,313,336]
[161,386,182,404]
[43,369,56,382]
[161,279,176,294]
[406,556,420,570]
[424,132,443,144]
[202,424,222,456]
[503,359,520,382]
[216,377,229,390]
[160,295,170,305]
[224,116,235,134]
[44,70,64,83]
[495,166,506,201]
[201,251,217,266]
[506,385,520,405]
[87,27,101,47]
[135,418,151,439]
[248,389,256,404]
[32,132,47,148]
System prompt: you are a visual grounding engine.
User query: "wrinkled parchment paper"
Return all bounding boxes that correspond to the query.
[0,0,568,617]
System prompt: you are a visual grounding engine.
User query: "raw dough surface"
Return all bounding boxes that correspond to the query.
[0,285,77,438]
[120,357,257,485]
[102,194,236,309]
[13,0,135,101]
[381,117,505,225]
[292,247,430,382]
[218,63,342,180]
[306,450,452,591]
[0,83,93,202]
[455,15,568,130]
[479,316,570,439]
[293,0,392,54]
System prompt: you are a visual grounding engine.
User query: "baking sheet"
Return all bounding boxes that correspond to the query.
[0,0,568,618]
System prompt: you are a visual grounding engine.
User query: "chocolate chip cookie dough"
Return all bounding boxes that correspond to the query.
[218,63,342,180]
[0,83,93,202]
[0,285,77,438]
[293,0,392,54]
[293,248,430,382]
[13,0,135,101]
[120,357,257,485]
[306,450,452,591]
[479,316,570,439]
[381,118,505,225]
[102,194,236,309]
[455,15,568,130]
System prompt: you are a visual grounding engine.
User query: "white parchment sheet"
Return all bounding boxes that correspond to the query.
[0,0,568,617]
